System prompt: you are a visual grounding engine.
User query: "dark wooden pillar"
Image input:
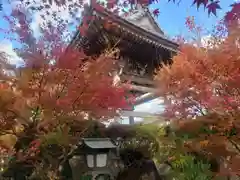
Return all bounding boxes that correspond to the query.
[129,106,135,125]
[129,116,135,125]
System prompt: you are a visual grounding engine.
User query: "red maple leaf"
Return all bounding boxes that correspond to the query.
[207,1,221,16]
[127,0,135,5]
[224,3,240,24]
[224,11,235,24]
[113,8,119,14]
[192,0,209,9]
[185,16,195,30]
[123,12,129,17]
[78,24,88,36]
[230,2,240,14]
[153,8,160,17]
[122,1,128,7]
[107,0,116,9]
[92,1,105,12]
[139,0,149,5]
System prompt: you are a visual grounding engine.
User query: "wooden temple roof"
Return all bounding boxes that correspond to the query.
[69,3,179,54]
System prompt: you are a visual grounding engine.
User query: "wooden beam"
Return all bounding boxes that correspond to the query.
[129,116,134,125]
[125,84,157,93]
[134,93,158,105]
[121,75,154,86]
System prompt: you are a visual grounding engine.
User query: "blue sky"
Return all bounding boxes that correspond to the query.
[0,3,13,41]
[0,0,236,45]
[150,0,235,37]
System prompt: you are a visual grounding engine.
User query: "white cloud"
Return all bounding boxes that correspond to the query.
[193,34,225,48]
[1,0,89,66]
[0,40,23,66]
[201,35,221,47]
[201,35,212,47]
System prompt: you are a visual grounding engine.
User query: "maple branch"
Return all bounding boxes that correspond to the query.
[55,69,72,100]
[177,0,182,6]
[6,109,30,126]
[33,64,47,126]
[71,81,88,111]
[45,73,71,128]
[58,124,92,165]
[32,106,40,126]
[53,71,80,129]
[186,97,206,116]
[227,138,240,154]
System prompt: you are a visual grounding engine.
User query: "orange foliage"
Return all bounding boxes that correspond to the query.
[0,49,130,135]
[156,27,240,119]
[155,25,240,176]
[0,6,132,166]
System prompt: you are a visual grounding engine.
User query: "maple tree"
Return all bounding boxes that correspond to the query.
[0,3,134,179]
[155,13,240,177]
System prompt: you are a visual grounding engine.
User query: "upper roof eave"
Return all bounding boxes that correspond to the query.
[144,7,164,35]
[69,4,179,53]
[91,6,179,50]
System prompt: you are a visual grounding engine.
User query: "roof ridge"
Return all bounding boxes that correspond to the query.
[144,6,164,34]
[121,4,165,35]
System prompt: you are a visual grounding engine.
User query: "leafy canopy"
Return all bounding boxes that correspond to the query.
[155,16,240,176]
[0,3,133,178]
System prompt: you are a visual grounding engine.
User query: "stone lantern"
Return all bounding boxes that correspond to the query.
[68,138,123,180]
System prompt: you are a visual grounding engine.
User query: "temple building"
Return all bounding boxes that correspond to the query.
[68,2,179,124]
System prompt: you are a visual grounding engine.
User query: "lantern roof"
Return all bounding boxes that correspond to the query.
[83,138,116,149]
